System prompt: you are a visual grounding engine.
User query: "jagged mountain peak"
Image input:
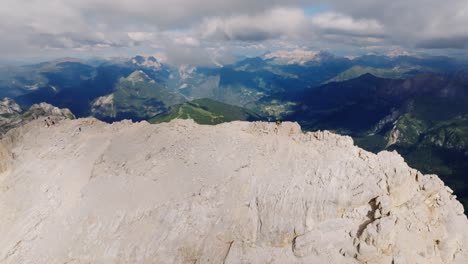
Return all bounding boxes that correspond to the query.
[130,55,162,69]
[0,98,22,115]
[126,70,154,83]
[27,102,74,118]
[263,49,334,65]
[0,99,74,136]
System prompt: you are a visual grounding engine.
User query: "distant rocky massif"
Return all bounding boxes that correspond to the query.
[0,118,467,263]
[0,97,74,136]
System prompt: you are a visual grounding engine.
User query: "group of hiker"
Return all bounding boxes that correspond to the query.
[43,116,82,133]
[43,117,56,128]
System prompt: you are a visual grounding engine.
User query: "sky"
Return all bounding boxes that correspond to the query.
[1,0,468,65]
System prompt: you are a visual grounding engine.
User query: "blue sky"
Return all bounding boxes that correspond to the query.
[304,4,331,16]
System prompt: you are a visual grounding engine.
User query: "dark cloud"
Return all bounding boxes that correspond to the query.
[417,36,468,49]
[325,0,468,49]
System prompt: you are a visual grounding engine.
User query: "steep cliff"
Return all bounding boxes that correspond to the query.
[0,119,467,263]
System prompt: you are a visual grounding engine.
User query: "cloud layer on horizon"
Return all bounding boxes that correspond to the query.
[1,0,467,65]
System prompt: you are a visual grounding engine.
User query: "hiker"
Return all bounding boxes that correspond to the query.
[275,120,282,125]
[44,119,50,128]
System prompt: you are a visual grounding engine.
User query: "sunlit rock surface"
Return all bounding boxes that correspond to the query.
[0,119,467,263]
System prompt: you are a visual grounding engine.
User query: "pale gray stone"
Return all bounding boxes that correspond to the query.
[0,119,467,263]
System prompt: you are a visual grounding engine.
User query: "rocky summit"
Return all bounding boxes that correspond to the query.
[0,118,467,263]
[0,102,74,136]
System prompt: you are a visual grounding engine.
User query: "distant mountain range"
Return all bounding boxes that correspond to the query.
[1,51,468,207]
[1,52,466,119]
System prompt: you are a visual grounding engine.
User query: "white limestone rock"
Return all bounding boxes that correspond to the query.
[0,98,21,115]
[0,119,467,263]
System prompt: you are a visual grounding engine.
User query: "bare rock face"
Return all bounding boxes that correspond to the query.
[0,101,75,137]
[91,94,116,119]
[0,119,467,264]
[0,142,10,174]
[0,98,21,115]
[25,102,75,119]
